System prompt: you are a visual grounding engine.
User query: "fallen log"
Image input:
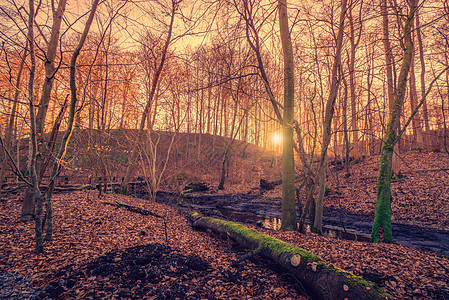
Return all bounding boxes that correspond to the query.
[190,212,390,300]
[104,200,163,218]
[0,183,94,194]
[259,178,282,190]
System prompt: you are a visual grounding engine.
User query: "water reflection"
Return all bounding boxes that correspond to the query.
[261,216,370,242]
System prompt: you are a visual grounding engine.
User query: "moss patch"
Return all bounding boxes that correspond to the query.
[199,215,322,263]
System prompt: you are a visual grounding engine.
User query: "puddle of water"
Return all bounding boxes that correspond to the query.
[261,216,371,242]
[218,208,370,242]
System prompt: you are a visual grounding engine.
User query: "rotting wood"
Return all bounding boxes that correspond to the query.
[104,201,163,218]
[259,179,282,190]
[190,212,390,300]
[0,183,94,194]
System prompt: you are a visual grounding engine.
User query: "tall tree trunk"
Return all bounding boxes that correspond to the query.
[343,74,350,176]
[278,0,296,230]
[348,1,361,161]
[371,0,416,243]
[415,11,429,146]
[35,0,68,137]
[43,0,100,242]
[25,0,45,253]
[409,23,423,148]
[381,0,401,175]
[313,0,347,233]
[238,0,310,230]
[22,0,68,221]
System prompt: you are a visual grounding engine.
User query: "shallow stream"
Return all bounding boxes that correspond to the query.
[132,188,449,257]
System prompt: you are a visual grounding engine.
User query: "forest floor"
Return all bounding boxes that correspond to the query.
[0,188,448,299]
[0,191,307,299]
[1,146,449,299]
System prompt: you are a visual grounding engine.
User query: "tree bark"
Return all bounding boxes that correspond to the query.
[35,0,68,137]
[409,23,424,148]
[343,74,351,176]
[415,11,430,144]
[190,212,389,300]
[238,0,311,230]
[278,0,296,230]
[43,0,100,243]
[348,1,361,160]
[25,0,45,253]
[381,0,400,175]
[313,0,347,233]
[371,0,416,243]
[21,0,68,221]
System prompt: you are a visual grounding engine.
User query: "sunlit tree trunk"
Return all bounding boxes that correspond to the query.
[42,0,100,244]
[237,0,309,229]
[371,0,416,243]
[35,0,68,137]
[22,0,68,221]
[278,0,296,230]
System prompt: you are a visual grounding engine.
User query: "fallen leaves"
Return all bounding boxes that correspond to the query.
[256,226,449,299]
[0,191,306,299]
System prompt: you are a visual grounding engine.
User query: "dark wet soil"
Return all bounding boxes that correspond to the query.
[37,242,306,300]
[39,243,212,299]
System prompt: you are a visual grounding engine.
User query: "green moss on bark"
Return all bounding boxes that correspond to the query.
[192,213,390,299]
[197,215,321,263]
[371,146,394,243]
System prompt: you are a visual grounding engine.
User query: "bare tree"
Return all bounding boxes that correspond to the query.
[313,0,348,233]
[371,0,416,243]
[121,0,178,195]
[14,0,101,253]
[22,0,68,221]
[381,0,401,175]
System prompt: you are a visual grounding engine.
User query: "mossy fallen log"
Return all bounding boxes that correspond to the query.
[190,212,390,300]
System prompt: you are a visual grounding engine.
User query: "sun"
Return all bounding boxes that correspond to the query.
[272,132,282,145]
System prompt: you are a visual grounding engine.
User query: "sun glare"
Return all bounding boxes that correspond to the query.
[272,132,282,145]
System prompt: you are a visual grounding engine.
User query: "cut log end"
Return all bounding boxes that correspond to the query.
[290,254,301,267]
[189,212,391,300]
